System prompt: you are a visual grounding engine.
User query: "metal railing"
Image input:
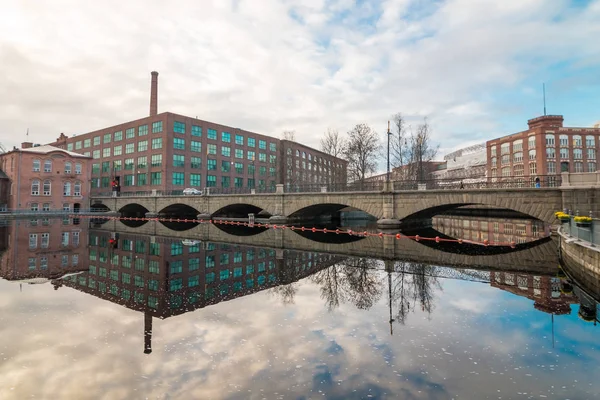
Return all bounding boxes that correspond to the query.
[393,175,562,191]
[284,181,384,193]
[0,208,111,215]
[561,216,599,247]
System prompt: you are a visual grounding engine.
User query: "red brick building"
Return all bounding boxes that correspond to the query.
[49,72,347,195]
[0,144,92,212]
[486,115,600,183]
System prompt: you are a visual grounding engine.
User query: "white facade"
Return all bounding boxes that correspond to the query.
[432,143,487,181]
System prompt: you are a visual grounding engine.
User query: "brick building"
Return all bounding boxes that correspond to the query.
[0,144,92,212]
[49,72,347,195]
[0,219,89,283]
[486,115,600,183]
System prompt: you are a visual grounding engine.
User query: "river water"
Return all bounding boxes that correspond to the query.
[0,216,598,399]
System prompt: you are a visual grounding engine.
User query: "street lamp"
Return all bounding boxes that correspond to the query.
[386,120,391,182]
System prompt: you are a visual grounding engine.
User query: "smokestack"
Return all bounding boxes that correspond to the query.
[149,71,159,117]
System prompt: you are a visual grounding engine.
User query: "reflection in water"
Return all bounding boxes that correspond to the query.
[0,218,598,399]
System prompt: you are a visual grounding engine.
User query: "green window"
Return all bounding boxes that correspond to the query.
[170,260,183,274]
[269,167,276,177]
[99,267,107,277]
[137,156,147,169]
[137,140,148,152]
[191,125,202,137]
[270,155,277,164]
[92,150,100,159]
[174,121,185,134]
[207,159,217,170]
[247,151,255,161]
[207,144,217,155]
[89,265,97,274]
[258,262,266,272]
[221,160,230,172]
[152,121,162,133]
[110,284,119,296]
[152,138,162,149]
[125,128,135,139]
[171,243,183,256]
[114,131,123,141]
[206,255,215,268]
[113,145,122,156]
[121,289,131,300]
[247,250,254,261]
[173,154,185,167]
[248,178,255,188]
[207,128,217,140]
[221,132,231,143]
[148,279,159,291]
[270,143,276,152]
[191,140,201,152]
[234,267,243,278]
[93,136,100,146]
[122,273,130,284]
[234,162,243,174]
[220,269,230,281]
[259,166,266,176]
[151,154,162,167]
[122,256,132,268]
[151,172,162,185]
[206,272,215,283]
[84,139,91,148]
[75,141,82,150]
[125,158,134,170]
[188,276,199,287]
[246,265,254,274]
[191,156,201,169]
[135,240,145,254]
[248,137,255,147]
[189,258,200,271]
[114,160,122,171]
[173,138,185,150]
[220,253,229,265]
[234,252,242,263]
[235,148,244,159]
[259,140,266,150]
[221,146,231,157]
[234,177,243,187]
[124,175,134,186]
[259,153,266,162]
[172,172,185,186]
[104,133,111,144]
[248,164,255,175]
[92,163,100,174]
[67,143,73,151]
[221,176,230,188]
[125,143,134,154]
[137,173,147,186]
[246,278,254,288]
[138,125,148,136]
[149,259,159,273]
[148,296,158,309]
[103,148,111,157]
[102,161,110,172]
[235,134,244,145]
[234,281,242,291]
[150,243,160,256]
[207,175,216,187]
[190,173,201,186]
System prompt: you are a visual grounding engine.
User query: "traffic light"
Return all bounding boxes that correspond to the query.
[109,233,119,249]
[112,176,121,193]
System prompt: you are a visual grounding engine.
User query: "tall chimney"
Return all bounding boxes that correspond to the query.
[149,71,159,116]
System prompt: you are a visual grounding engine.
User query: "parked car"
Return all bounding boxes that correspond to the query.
[183,188,202,195]
[181,239,201,246]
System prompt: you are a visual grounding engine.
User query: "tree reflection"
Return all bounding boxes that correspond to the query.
[391,262,442,323]
[270,283,298,305]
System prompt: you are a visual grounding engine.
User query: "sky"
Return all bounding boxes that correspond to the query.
[1,0,600,160]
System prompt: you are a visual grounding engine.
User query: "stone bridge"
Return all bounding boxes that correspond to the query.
[91,185,600,226]
[94,219,560,274]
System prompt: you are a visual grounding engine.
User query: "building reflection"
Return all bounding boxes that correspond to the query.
[52,227,344,354]
[0,218,89,284]
[432,214,550,244]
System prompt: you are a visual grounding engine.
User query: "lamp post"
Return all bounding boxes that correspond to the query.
[386,120,391,182]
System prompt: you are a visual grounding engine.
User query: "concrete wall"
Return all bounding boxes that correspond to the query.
[559,229,600,299]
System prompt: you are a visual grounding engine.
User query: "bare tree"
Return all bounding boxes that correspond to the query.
[344,123,380,182]
[390,113,409,170]
[320,128,346,158]
[403,118,439,182]
[282,130,296,141]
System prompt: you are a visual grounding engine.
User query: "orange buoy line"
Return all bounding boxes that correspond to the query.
[67,214,521,248]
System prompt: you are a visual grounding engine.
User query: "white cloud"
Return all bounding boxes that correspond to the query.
[0,0,599,159]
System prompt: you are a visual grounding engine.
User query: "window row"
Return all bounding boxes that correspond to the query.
[27,254,79,270]
[28,231,81,249]
[33,160,82,174]
[31,180,82,196]
[286,148,342,168]
[67,124,162,151]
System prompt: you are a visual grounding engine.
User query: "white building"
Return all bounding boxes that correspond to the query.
[431,143,487,182]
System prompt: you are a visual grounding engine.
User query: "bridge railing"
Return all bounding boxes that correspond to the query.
[393,175,562,190]
[284,181,385,193]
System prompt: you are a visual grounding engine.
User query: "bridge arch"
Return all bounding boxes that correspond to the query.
[287,203,377,220]
[212,203,271,219]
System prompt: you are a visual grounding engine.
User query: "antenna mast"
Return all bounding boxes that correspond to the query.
[543,83,547,116]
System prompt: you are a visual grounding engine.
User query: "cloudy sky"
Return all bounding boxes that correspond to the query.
[1,0,599,158]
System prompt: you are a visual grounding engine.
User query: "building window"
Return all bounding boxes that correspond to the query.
[29,234,38,249]
[247,137,256,148]
[559,134,568,147]
[248,178,255,188]
[269,155,276,164]
[270,143,276,152]
[135,140,147,152]
[527,136,535,149]
[191,125,201,137]
[150,137,162,149]
[186,156,200,169]
[125,128,135,139]
[575,162,584,173]
[173,154,185,167]
[124,158,134,170]
[173,138,185,150]
[490,157,497,167]
[190,140,201,152]
[501,167,510,177]
[573,135,582,147]
[124,175,134,186]
[248,151,255,161]
[234,162,243,174]
[151,172,162,185]
[207,128,217,140]
[63,182,71,196]
[513,164,524,176]
[588,162,596,172]
[172,173,185,186]
[75,163,81,174]
[573,148,582,160]
[93,136,100,146]
[546,134,555,146]
[207,175,216,187]
[235,134,243,145]
[259,166,267,176]
[259,153,267,162]
[174,121,185,134]
[269,167,276,177]
[30,203,38,211]
[101,161,109,173]
[528,149,536,160]
[137,156,147,169]
[74,181,81,196]
[125,143,134,154]
[190,173,201,186]
[221,160,231,172]
[138,125,148,136]
[151,154,162,167]
[137,173,147,185]
[234,177,243,187]
[67,143,73,151]
[501,155,510,165]
[44,160,52,172]
[546,148,555,159]
[221,146,231,157]
[113,145,122,156]
[207,159,217,170]
[42,203,50,211]
[587,149,596,160]
[152,121,163,133]
[221,176,230,188]
[207,144,217,155]
[547,161,556,174]
[586,135,595,148]
[529,162,537,175]
[560,148,569,159]
[31,180,40,195]
[114,131,123,141]
[235,149,244,159]
[259,140,266,150]
[222,131,231,143]
[33,159,40,172]
[83,139,91,148]
[43,180,51,195]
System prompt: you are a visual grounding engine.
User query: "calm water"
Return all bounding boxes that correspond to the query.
[0,217,598,400]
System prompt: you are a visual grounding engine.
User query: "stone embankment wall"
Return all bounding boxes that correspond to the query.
[559,228,600,298]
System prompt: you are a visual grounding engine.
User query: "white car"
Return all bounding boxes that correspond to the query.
[181,239,201,246]
[183,188,202,196]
